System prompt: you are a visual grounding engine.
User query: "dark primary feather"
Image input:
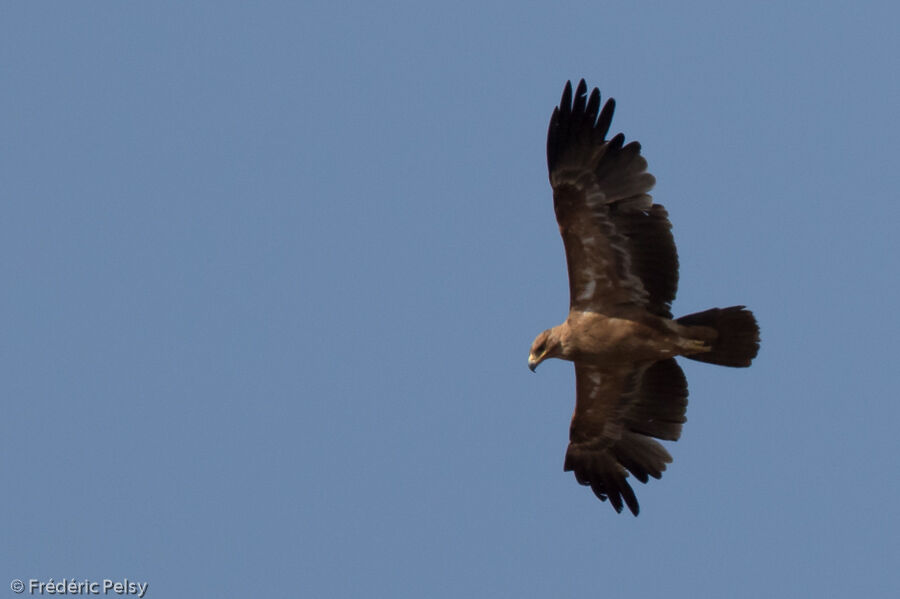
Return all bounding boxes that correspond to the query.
[547,79,678,316]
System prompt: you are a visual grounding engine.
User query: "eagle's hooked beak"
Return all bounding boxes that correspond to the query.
[528,353,540,372]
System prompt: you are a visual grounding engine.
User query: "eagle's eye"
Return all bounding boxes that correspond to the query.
[537,342,546,354]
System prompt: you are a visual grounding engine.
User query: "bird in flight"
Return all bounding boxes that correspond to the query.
[528,80,760,515]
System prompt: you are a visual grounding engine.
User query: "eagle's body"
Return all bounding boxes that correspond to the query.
[529,81,759,515]
[554,310,712,364]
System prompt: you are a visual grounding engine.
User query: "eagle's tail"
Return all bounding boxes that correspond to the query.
[677,306,760,367]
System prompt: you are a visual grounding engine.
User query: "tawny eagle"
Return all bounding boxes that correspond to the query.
[528,80,760,515]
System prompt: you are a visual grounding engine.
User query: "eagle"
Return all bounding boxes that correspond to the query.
[528,80,760,515]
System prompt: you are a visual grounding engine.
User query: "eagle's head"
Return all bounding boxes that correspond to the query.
[528,328,562,372]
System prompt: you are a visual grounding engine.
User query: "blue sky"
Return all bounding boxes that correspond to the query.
[2,2,899,597]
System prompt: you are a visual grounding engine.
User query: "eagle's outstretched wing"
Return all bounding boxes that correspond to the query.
[547,80,679,317]
[565,359,688,515]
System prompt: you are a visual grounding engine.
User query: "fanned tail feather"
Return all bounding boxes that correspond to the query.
[677,306,760,367]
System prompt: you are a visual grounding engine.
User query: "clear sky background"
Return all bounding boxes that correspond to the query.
[2,2,899,597]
